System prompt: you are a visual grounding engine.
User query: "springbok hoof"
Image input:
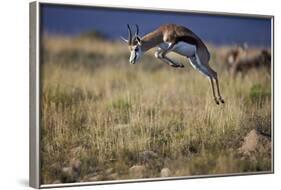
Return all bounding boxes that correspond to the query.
[220,99,225,104]
[215,100,220,105]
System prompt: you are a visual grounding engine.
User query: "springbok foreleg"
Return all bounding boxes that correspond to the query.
[155,47,184,68]
[159,55,184,68]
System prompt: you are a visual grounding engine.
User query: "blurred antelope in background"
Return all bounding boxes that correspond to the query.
[225,43,271,77]
[122,24,224,105]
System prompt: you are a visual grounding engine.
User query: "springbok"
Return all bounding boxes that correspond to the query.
[121,24,224,104]
[225,44,271,77]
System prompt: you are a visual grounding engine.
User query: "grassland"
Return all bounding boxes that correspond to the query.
[40,35,272,184]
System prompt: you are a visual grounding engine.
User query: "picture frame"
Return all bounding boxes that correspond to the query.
[30,1,274,188]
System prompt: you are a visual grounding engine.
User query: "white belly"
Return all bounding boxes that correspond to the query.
[159,42,196,57]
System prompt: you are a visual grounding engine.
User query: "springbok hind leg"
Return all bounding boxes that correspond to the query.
[214,76,225,103]
[209,77,220,105]
[189,54,221,105]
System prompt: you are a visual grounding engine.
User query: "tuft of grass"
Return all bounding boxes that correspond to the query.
[249,84,271,106]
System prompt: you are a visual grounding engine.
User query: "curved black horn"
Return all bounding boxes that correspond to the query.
[127,24,132,44]
[135,24,139,36]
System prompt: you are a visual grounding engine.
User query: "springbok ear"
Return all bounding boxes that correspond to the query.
[135,36,142,45]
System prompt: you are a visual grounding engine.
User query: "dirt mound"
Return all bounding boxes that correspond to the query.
[129,165,147,178]
[239,129,271,155]
[160,168,171,177]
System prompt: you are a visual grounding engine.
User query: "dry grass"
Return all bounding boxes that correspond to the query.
[40,35,272,184]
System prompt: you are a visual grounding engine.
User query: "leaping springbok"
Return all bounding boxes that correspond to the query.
[121,24,224,104]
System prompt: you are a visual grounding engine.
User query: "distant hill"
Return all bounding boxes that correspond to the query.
[79,30,107,40]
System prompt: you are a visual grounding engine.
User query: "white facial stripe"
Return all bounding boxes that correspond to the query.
[129,51,137,63]
[129,46,142,64]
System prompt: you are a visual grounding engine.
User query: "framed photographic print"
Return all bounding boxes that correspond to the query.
[29,1,274,188]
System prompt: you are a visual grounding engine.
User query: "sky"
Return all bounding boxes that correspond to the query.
[40,4,272,47]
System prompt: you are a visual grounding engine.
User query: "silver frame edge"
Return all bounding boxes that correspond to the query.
[34,0,274,19]
[40,171,273,189]
[30,1,40,189]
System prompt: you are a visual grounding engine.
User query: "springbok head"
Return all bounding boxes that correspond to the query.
[121,24,143,64]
